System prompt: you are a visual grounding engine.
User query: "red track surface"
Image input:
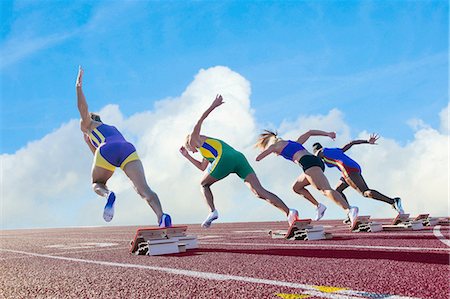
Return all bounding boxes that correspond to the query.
[1,219,449,299]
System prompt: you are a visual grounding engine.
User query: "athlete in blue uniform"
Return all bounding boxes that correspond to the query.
[76,66,171,226]
[255,130,359,227]
[312,133,404,222]
[180,95,299,228]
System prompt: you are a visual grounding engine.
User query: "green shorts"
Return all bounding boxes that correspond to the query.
[208,151,255,180]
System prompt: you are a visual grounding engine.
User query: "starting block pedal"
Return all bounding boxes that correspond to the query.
[438,217,450,226]
[351,215,382,233]
[130,226,198,256]
[413,214,439,227]
[269,219,332,241]
[382,214,424,231]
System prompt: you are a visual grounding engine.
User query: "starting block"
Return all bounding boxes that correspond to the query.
[269,219,332,241]
[129,226,198,256]
[382,214,424,231]
[351,216,383,233]
[438,217,450,226]
[413,214,439,227]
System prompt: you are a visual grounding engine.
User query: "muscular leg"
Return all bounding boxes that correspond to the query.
[200,174,220,212]
[347,173,394,205]
[305,167,350,210]
[91,166,114,197]
[244,173,290,215]
[122,160,164,222]
[335,178,350,206]
[292,173,320,207]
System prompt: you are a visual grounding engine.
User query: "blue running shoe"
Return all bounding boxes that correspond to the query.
[103,191,116,222]
[159,213,172,228]
[393,197,404,214]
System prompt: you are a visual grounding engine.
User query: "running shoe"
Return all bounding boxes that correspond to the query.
[287,209,299,226]
[159,213,172,228]
[201,210,219,228]
[315,203,327,221]
[103,191,116,222]
[393,197,404,214]
[343,216,351,225]
[348,206,359,228]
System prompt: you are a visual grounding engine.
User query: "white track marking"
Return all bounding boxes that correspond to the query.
[433,225,450,247]
[0,248,420,299]
[45,242,118,250]
[199,241,450,252]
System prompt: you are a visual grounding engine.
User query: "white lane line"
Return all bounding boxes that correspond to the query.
[199,241,450,252]
[0,248,420,299]
[433,225,450,247]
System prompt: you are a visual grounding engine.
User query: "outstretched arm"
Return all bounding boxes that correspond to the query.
[190,95,224,146]
[256,144,277,161]
[179,146,209,171]
[341,133,379,152]
[76,66,92,132]
[296,130,336,144]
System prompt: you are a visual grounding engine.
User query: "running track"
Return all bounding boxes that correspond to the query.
[1,219,449,299]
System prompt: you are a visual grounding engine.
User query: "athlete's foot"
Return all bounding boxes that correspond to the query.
[287,209,299,226]
[315,203,327,221]
[103,191,116,222]
[392,197,404,214]
[201,210,219,228]
[159,213,172,228]
[348,206,359,228]
[343,216,351,225]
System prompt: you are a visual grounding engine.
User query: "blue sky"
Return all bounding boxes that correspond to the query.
[1,0,448,154]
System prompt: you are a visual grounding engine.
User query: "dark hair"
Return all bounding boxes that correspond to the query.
[90,113,102,122]
[312,142,323,154]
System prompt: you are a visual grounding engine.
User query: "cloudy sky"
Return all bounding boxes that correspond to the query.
[1,1,448,229]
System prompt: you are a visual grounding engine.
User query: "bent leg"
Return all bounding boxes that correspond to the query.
[122,160,164,222]
[200,174,220,212]
[335,178,350,206]
[292,173,320,207]
[244,173,289,215]
[305,167,350,210]
[91,166,114,197]
[347,173,394,205]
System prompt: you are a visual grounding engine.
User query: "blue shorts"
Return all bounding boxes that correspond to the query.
[94,141,139,172]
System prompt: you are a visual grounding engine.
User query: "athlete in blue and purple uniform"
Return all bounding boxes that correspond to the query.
[255,130,359,227]
[76,66,171,226]
[312,133,404,222]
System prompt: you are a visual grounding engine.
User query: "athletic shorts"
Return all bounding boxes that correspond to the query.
[299,154,325,172]
[93,141,140,172]
[208,151,255,180]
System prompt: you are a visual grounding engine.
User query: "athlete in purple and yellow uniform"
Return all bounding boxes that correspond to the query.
[180,95,299,228]
[312,133,404,221]
[76,66,171,227]
[255,130,359,227]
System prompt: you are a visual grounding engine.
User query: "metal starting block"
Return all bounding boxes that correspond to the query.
[438,217,450,226]
[351,215,383,233]
[413,214,439,227]
[269,219,332,241]
[129,226,198,256]
[382,214,424,231]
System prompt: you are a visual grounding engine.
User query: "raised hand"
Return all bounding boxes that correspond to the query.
[179,146,189,157]
[328,132,336,140]
[368,133,379,144]
[76,66,84,88]
[211,94,224,108]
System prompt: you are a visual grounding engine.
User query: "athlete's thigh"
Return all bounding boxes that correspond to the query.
[293,172,311,189]
[122,159,151,191]
[91,166,114,184]
[201,172,220,186]
[305,167,332,191]
[347,172,369,193]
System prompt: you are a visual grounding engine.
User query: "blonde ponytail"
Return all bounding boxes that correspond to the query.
[255,130,279,150]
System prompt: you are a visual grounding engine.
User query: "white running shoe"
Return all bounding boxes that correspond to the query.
[348,206,359,228]
[287,209,299,226]
[315,203,327,221]
[103,191,116,222]
[393,197,404,214]
[201,210,219,228]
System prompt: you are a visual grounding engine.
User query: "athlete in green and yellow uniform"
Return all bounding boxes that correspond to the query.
[180,95,299,228]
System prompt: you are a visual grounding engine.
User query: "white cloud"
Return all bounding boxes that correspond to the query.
[1,67,448,229]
